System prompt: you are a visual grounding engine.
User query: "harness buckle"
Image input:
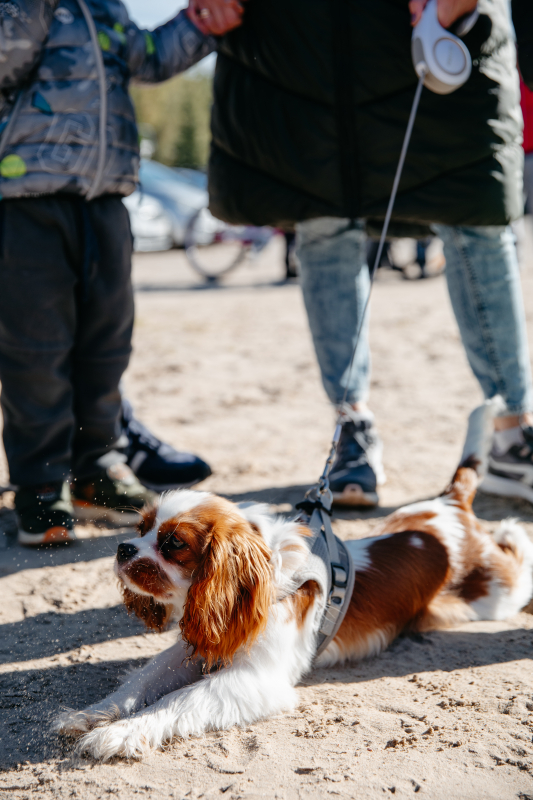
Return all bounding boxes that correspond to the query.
[331,563,348,589]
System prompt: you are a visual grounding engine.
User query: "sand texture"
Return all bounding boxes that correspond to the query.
[1,236,533,800]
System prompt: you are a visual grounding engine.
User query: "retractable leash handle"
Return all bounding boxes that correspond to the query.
[412,0,477,94]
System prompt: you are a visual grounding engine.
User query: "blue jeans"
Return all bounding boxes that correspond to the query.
[295,218,533,416]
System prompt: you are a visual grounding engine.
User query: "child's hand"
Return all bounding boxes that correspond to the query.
[186,0,246,36]
[409,0,477,28]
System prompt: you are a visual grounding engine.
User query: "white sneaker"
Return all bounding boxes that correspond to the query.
[480,425,533,504]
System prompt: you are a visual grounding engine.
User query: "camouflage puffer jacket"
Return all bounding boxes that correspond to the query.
[0,0,214,199]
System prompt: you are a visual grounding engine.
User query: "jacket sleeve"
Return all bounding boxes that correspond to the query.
[0,0,59,90]
[512,0,533,91]
[125,9,216,83]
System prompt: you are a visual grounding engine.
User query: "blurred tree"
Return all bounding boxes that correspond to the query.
[130,74,212,167]
[174,96,200,168]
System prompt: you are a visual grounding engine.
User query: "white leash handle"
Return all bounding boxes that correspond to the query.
[412,0,476,95]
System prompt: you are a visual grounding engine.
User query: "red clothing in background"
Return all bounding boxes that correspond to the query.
[521,77,533,154]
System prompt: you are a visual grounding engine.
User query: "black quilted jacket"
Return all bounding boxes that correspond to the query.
[208,0,523,230]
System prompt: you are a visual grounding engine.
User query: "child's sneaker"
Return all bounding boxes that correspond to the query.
[72,458,156,525]
[15,481,76,546]
[481,425,533,504]
[121,400,212,491]
[329,410,385,508]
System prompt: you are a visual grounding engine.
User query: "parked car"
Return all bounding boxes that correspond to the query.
[122,191,173,252]
[124,159,210,251]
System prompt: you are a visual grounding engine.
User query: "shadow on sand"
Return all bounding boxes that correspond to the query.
[0,604,145,666]
[1,624,531,769]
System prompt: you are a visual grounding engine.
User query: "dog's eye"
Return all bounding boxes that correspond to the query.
[165,535,185,552]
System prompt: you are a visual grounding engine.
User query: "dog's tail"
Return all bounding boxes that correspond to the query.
[442,396,506,508]
[441,459,480,509]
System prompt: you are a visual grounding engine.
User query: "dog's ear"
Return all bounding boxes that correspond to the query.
[121,585,172,632]
[180,509,272,667]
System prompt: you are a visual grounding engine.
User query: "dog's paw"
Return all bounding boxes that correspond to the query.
[53,709,93,736]
[78,719,151,761]
[53,705,121,737]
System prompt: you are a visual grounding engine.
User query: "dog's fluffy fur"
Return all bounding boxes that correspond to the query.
[54,462,533,760]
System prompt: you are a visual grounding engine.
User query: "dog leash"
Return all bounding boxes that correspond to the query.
[302,69,427,511]
[295,71,425,657]
[295,1,479,656]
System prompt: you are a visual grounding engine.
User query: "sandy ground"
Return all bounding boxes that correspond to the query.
[1,230,533,800]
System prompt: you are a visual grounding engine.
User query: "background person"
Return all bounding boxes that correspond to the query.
[199,0,533,507]
[521,77,533,215]
[0,0,240,545]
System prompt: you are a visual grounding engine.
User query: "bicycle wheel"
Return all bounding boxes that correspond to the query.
[184,208,251,281]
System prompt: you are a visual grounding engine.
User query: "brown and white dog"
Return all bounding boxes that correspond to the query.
[55,460,533,760]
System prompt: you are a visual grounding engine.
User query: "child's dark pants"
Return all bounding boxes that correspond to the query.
[0,195,134,487]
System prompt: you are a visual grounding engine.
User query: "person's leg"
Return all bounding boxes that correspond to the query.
[524,153,533,216]
[0,198,82,543]
[70,196,135,479]
[69,197,212,495]
[69,196,155,523]
[295,217,383,507]
[0,198,81,486]
[435,223,533,502]
[283,231,298,279]
[296,217,371,407]
[434,224,533,417]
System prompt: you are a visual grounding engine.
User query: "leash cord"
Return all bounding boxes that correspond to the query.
[314,71,427,501]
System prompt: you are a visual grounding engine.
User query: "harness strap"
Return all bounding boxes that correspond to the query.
[320,507,340,565]
[302,505,355,658]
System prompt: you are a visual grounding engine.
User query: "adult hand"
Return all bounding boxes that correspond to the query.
[187,0,246,36]
[409,0,478,28]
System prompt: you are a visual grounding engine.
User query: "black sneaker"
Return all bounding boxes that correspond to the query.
[329,411,385,507]
[481,425,533,504]
[15,481,76,546]
[72,456,156,525]
[121,400,212,491]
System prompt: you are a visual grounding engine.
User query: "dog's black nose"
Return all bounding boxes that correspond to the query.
[117,542,138,563]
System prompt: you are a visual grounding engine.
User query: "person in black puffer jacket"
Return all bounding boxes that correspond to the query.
[202,0,533,509]
[0,0,243,545]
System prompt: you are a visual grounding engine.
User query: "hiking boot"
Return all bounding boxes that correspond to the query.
[329,410,385,507]
[121,400,212,491]
[481,425,533,504]
[15,481,76,546]
[72,455,156,525]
